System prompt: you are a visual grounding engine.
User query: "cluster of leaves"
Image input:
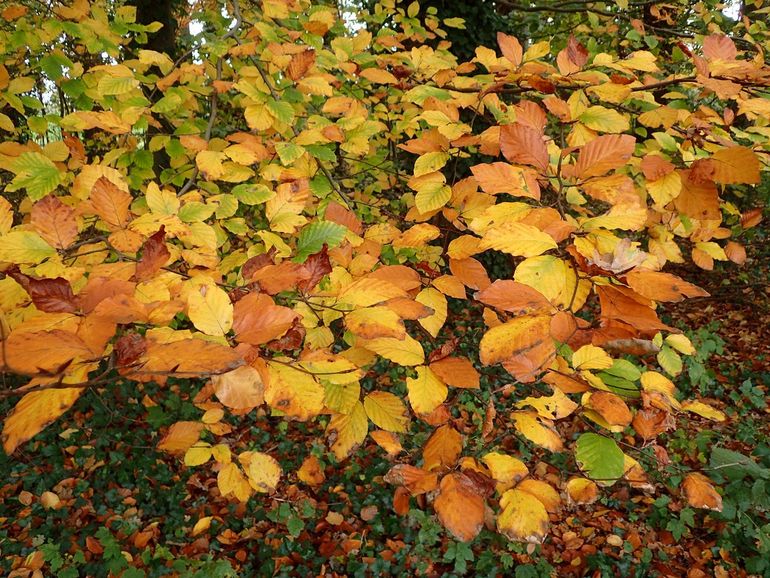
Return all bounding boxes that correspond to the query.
[1,0,769,550]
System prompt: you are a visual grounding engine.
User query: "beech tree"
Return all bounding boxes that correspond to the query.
[0,0,767,544]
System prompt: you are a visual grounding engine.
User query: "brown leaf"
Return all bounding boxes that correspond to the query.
[6,267,78,313]
[114,332,147,368]
[2,329,93,375]
[134,338,244,383]
[135,226,170,282]
[297,245,332,293]
[497,32,523,66]
[702,34,737,61]
[566,35,588,67]
[632,407,674,440]
[287,49,316,80]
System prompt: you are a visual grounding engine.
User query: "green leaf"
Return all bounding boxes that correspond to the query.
[710,448,770,481]
[275,142,305,166]
[657,345,683,376]
[304,144,337,163]
[295,220,347,262]
[232,183,274,205]
[267,98,295,125]
[98,74,139,96]
[575,433,625,485]
[7,152,61,201]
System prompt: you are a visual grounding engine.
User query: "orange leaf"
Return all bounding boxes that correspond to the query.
[497,32,523,66]
[91,176,132,229]
[711,146,760,184]
[475,280,552,315]
[429,357,480,389]
[233,292,298,346]
[499,123,549,172]
[383,464,438,495]
[434,472,485,542]
[30,195,78,249]
[157,421,204,453]
[2,388,84,453]
[574,134,636,179]
[449,257,491,290]
[423,424,463,471]
[625,271,708,303]
[682,473,723,511]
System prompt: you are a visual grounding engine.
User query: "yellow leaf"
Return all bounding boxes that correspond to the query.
[184,443,213,466]
[327,402,368,459]
[640,371,681,410]
[511,410,563,451]
[579,106,629,133]
[265,362,325,420]
[478,222,557,258]
[0,231,57,264]
[479,314,551,366]
[665,334,695,355]
[566,477,599,505]
[497,488,549,543]
[360,68,398,84]
[517,479,561,513]
[515,388,578,420]
[406,366,448,415]
[211,444,231,463]
[346,306,406,339]
[413,152,449,177]
[246,452,282,493]
[572,345,613,371]
[2,388,84,453]
[186,283,233,336]
[195,151,227,181]
[337,278,408,307]
[415,288,447,338]
[363,391,409,433]
[358,335,425,366]
[323,381,361,414]
[481,452,528,491]
[682,400,726,422]
[647,171,682,206]
[217,462,251,501]
[191,516,213,536]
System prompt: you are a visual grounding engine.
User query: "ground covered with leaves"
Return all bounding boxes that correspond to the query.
[2,227,768,578]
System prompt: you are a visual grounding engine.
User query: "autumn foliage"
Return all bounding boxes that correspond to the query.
[0,0,767,545]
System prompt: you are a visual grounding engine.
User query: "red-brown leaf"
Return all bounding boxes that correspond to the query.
[135,226,170,282]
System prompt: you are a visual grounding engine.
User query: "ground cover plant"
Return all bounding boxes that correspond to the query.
[0,0,769,575]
